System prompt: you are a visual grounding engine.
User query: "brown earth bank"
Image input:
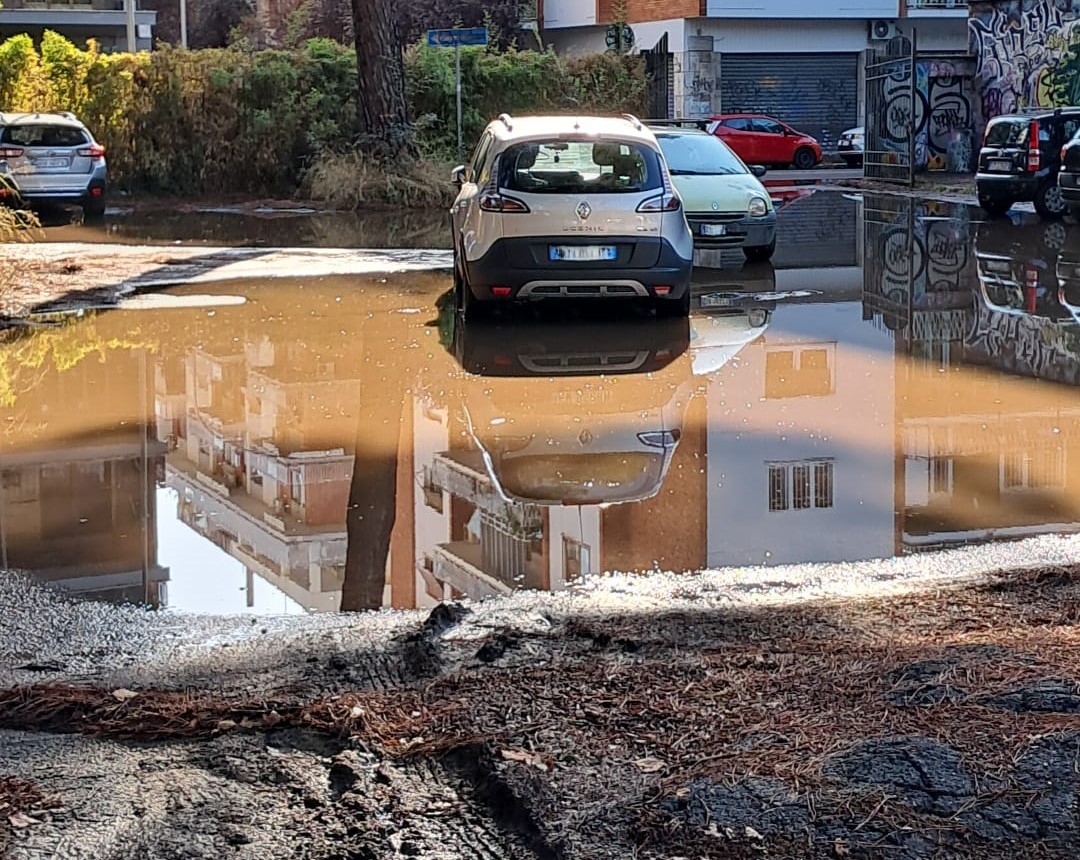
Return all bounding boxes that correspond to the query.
[0,244,453,319]
[3,565,1080,859]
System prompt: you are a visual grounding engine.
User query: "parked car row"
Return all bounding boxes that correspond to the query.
[0,111,108,219]
[450,113,778,320]
[976,107,1080,220]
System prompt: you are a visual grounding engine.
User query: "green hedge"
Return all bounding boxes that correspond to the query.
[0,32,648,198]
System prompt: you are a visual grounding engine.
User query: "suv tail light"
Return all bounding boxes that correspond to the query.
[479,192,529,213]
[1027,120,1040,172]
[637,193,681,212]
[0,148,23,159]
[77,144,106,159]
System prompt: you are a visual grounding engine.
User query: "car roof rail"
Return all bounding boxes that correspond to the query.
[622,113,643,130]
[58,111,77,121]
[497,113,513,131]
[644,117,710,130]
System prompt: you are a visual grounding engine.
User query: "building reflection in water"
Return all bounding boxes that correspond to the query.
[0,195,1078,613]
[862,196,1080,552]
[0,320,167,606]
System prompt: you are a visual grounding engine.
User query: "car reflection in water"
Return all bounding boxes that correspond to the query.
[975,217,1073,323]
[1055,229,1080,326]
[690,255,775,374]
[449,315,696,508]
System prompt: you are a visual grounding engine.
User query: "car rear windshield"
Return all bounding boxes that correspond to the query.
[984,119,1031,147]
[498,139,662,194]
[656,133,748,176]
[0,125,88,147]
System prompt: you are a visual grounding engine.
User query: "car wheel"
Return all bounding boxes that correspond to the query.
[82,200,106,221]
[792,148,817,170]
[1043,221,1068,252]
[1034,182,1067,219]
[841,156,860,168]
[655,289,691,318]
[979,197,1012,218]
[744,240,776,263]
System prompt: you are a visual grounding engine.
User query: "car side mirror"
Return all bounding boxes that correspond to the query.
[452,165,467,185]
[750,164,768,178]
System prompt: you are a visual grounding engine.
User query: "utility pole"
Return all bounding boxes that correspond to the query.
[125,0,137,52]
[179,0,188,48]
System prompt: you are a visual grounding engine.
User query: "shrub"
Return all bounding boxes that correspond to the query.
[0,32,649,204]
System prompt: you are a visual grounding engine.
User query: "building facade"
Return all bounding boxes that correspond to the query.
[970,0,1080,126]
[541,0,970,149]
[0,0,156,51]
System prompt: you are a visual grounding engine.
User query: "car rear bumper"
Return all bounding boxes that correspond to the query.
[3,167,107,205]
[976,173,1040,201]
[465,236,693,300]
[686,211,776,249]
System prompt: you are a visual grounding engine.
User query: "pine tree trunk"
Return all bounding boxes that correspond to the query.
[350,0,409,154]
[340,389,403,612]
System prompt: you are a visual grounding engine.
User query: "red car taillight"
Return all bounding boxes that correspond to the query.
[77,144,106,159]
[1027,120,1040,172]
[637,193,681,212]
[0,148,23,158]
[479,192,529,213]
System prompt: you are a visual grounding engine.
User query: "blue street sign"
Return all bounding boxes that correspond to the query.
[427,27,489,48]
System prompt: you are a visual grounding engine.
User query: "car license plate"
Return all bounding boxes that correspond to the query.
[988,159,1012,172]
[701,292,737,308]
[549,245,617,262]
[33,157,70,169]
[1062,173,1077,187]
[556,389,611,406]
[701,224,727,237]
[839,141,852,149]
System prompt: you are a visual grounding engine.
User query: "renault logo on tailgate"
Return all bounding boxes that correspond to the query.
[576,201,591,220]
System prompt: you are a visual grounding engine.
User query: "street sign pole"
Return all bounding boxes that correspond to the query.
[426,28,489,161]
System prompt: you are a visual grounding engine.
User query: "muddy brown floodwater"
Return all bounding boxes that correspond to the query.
[0,193,1078,614]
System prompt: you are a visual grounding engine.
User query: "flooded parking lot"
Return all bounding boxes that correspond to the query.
[3,191,1078,614]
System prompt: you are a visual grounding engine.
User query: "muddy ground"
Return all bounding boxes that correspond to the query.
[0,243,452,318]
[3,536,1080,860]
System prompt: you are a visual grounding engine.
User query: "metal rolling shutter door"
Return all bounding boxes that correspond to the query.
[719,54,859,148]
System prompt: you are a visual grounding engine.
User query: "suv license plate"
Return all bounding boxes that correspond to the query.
[550,245,617,262]
[33,157,71,169]
[701,224,727,237]
[988,159,1012,172]
[701,293,737,308]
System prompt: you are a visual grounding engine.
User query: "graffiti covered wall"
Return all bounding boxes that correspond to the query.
[971,0,1080,123]
[915,61,976,172]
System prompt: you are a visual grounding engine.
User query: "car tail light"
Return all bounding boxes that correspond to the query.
[0,148,23,158]
[491,287,512,298]
[479,192,529,213]
[654,286,672,295]
[637,430,682,449]
[637,194,681,212]
[77,144,106,159]
[1027,120,1040,172]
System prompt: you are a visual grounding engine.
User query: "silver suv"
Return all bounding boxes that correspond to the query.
[0,112,108,219]
[450,114,694,318]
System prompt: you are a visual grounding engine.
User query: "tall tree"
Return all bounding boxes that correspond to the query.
[340,377,404,612]
[351,0,410,154]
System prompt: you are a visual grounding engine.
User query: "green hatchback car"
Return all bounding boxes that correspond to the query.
[650,123,777,262]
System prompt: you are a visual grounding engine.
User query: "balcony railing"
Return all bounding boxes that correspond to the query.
[907,0,967,8]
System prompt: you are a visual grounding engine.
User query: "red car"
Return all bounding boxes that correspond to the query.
[706,114,822,170]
